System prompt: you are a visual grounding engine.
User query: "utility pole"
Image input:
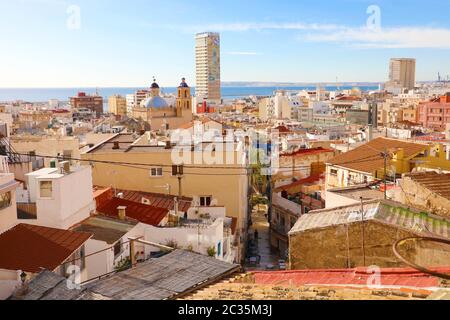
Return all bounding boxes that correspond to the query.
[360,197,366,267]
[172,165,184,197]
[382,148,388,200]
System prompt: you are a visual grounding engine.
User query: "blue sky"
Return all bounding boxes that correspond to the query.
[1,0,450,87]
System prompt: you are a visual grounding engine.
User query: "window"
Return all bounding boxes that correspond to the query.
[0,191,12,210]
[150,167,163,177]
[39,181,53,198]
[200,196,212,206]
[330,169,338,176]
[114,240,123,257]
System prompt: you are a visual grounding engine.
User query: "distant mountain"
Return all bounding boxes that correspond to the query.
[222,81,381,87]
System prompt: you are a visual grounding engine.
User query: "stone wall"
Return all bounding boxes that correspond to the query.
[398,177,450,219]
[289,221,416,270]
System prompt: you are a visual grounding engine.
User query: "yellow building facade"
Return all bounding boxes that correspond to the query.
[81,134,249,257]
[108,95,127,116]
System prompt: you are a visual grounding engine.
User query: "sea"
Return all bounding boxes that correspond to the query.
[0,86,379,111]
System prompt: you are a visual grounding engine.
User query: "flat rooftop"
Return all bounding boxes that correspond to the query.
[72,215,138,245]
[328,184,385,201]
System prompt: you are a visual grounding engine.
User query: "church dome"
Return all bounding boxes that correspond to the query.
[151,82,160,89]
[150,77,160,89]
[143,96,169,109]
[179,77,189,88]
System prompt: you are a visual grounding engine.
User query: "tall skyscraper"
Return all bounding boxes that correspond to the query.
[195,32,221,104]
[387,58,416,91]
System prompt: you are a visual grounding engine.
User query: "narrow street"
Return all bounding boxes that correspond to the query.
[244,206,281,271]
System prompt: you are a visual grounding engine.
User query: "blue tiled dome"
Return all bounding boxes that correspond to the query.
[143,96,169,109]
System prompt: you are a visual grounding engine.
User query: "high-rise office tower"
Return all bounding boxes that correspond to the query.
[195,32,221,104]
[387,58,416,90]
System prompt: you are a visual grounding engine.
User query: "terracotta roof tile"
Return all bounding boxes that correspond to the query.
[405,172,450,200]
[328,137,427,174]
[280,147,335,158]
[252,267,450,288]
[97,197,169,226]
[0,224,92,273]
[274,174,324,193]
[116,189,192,212]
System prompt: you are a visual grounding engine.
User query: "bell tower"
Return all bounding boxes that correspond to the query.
[176,77,192,117]
[150,77,161,97]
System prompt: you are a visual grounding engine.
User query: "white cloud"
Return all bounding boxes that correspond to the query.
[226,51,262,56]
[304,26,450,49]
[149,20,450,49]
[150,22,343,33]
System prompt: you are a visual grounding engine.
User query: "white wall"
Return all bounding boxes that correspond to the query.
[144,219,225,260]
[25,166,95,229]
[0,270,25,300]
[325,190,360,209]
[0,173,19,234]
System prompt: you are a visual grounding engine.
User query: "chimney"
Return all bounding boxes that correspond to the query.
[117,206,127,220]
[63,161,70,174]
[59,161,70,174]
[112,141,120,150]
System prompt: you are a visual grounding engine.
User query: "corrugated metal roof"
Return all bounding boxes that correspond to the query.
[84,250,240,300]
[289,200,450,239]
[13,250,239,300]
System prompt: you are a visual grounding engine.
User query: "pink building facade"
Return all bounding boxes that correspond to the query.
[419,93,450,130]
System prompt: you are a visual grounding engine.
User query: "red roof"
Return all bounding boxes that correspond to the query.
[274,174,324,192]
[252,267,450,288]
[97,197,169,226]
[117,189,192,212]
[93,187,192,213]
[273,125,291,133]
[0,224,92,273]
[280,147,334,158]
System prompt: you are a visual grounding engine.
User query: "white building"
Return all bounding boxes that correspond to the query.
[126,94,136,116]
[0,157,20,234]
[195,32,221,104]
[16,164,95,230]
[259,91,304,122]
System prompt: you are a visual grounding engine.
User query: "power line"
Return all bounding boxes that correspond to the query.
[6,151,319,173]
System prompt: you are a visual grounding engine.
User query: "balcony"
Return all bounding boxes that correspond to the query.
[272,193,302,216]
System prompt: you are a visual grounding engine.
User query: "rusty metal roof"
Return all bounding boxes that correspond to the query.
[0,224,92,273]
